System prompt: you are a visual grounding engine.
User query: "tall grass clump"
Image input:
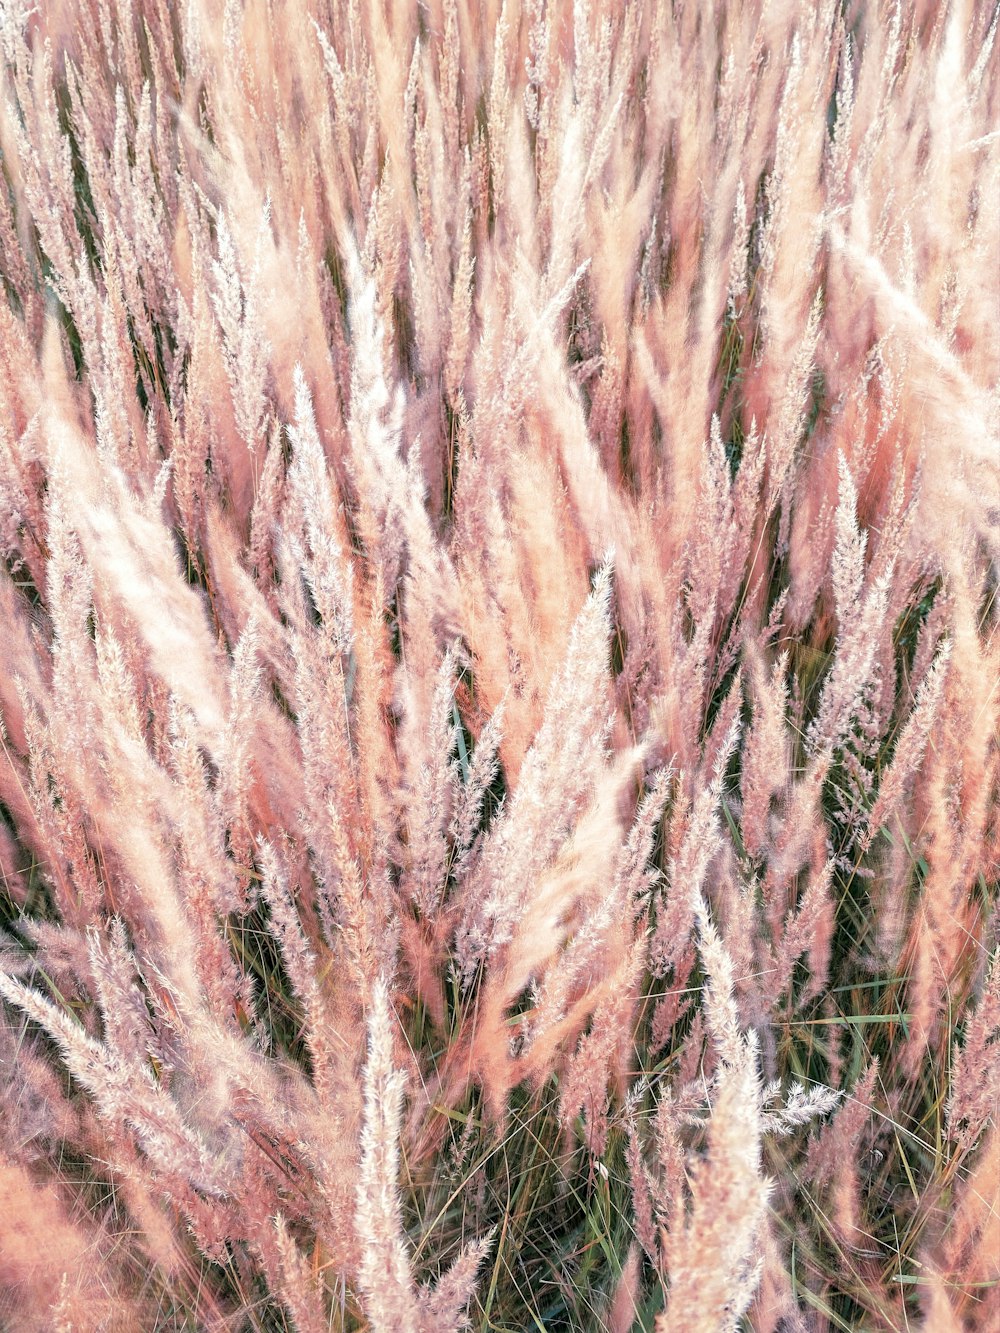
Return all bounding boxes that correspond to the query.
[0,1,997,1329]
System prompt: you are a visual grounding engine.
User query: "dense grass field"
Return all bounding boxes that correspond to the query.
[0,1,997,1329]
